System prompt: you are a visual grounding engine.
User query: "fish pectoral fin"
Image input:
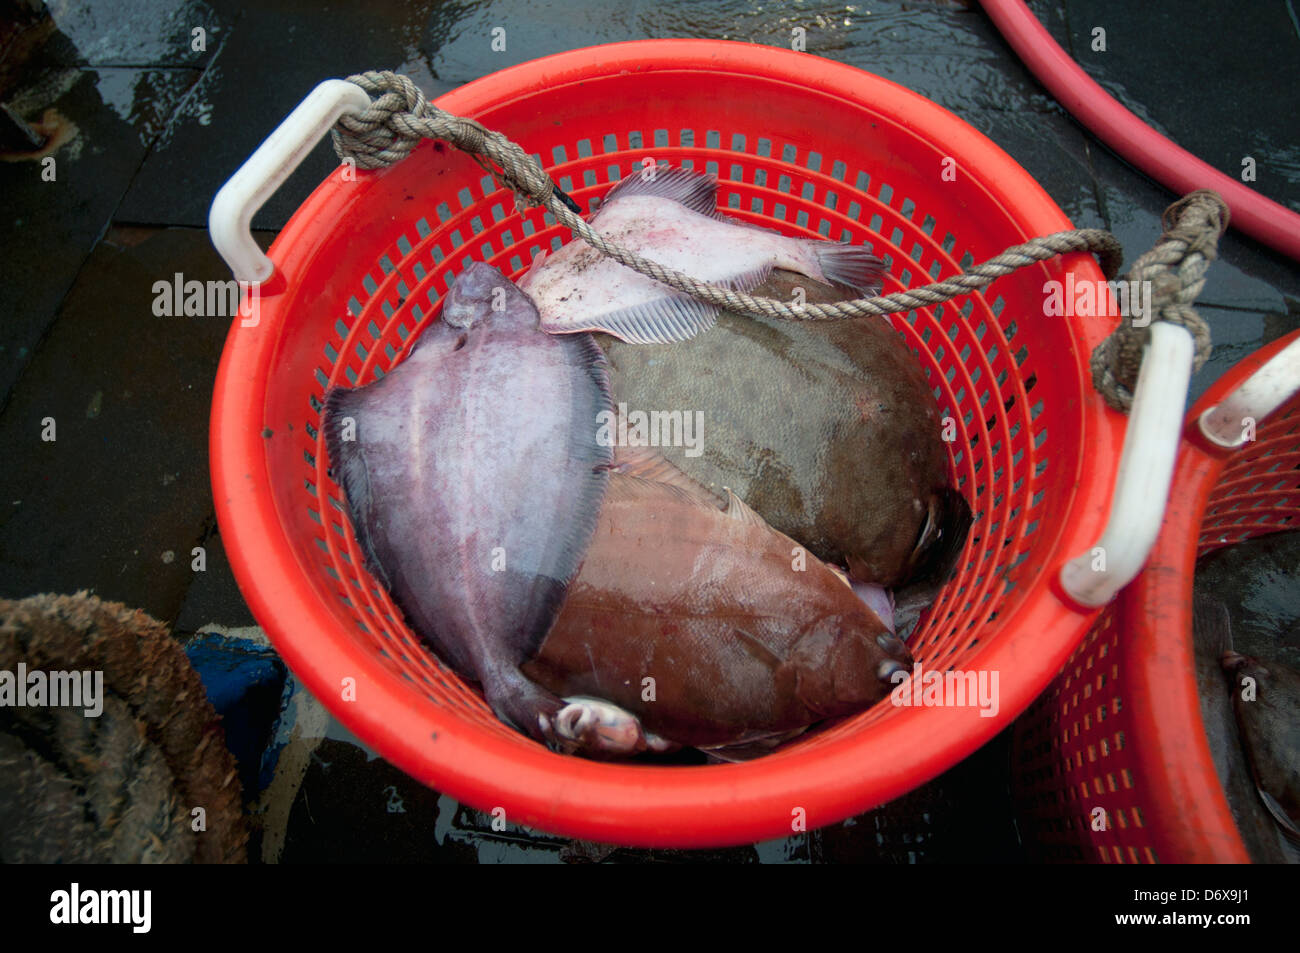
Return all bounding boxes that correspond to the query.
[602,166,720,216]
[809,241,885,295]
[542,294,719,345]
[721,488,770,528]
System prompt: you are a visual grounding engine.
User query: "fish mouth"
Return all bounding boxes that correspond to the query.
[442,294,485,329]
[442,261,520,328]
[874,632,913,684]
[904,486,972,587]
[551,697,649,758]
[876,631,912,663]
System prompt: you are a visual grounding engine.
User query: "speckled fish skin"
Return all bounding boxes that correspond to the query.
[322,262,612,743]
[522,469,912,749]
[599,269,970,590]
[519,167,883,345]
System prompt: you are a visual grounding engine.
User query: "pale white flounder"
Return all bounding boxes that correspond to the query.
[520,167,885,345]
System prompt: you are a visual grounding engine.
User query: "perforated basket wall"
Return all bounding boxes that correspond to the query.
[211,40,1125,847]
[1013,335,1300,864]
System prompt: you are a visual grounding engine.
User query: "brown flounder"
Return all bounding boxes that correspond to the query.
[600,268,970,591]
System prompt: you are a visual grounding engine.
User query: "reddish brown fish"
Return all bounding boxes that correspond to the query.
[523,462,911,750]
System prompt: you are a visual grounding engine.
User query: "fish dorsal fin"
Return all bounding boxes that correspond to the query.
[610,447,722,507]
[722,487,770,528]
[577,294,719,345]
[322,386,392,591]
[538,264,773,346]
[721,264,774,295]
[601,167,719,217]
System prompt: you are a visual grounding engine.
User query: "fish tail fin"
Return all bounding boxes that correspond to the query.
[810,241,885,295]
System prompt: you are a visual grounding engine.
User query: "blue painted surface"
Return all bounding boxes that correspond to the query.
[185,632,287,801]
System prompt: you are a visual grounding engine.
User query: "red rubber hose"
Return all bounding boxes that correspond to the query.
[981,0,1300,263]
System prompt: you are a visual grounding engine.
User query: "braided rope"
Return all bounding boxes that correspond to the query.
[1089,190,1229,411]
[332,70,1222,410]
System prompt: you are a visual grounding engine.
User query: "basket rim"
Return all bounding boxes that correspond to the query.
[1101,329,1300,862]
[210,38,1124,846]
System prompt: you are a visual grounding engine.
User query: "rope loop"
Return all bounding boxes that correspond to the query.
[1089,189,1228,411]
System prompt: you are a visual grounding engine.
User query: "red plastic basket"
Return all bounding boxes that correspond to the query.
[1013,330,1300,863]
[210,40,1127,846]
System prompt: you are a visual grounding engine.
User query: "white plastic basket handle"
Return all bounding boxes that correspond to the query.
[209,80,372,283]
[1059,322,1196,608]
[1199,335,1300,448]
[1060,328,1300,608]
